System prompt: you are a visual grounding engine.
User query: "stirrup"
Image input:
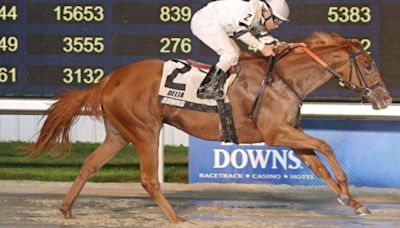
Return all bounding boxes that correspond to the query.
[197,87,224,99]
[197,66,226,99]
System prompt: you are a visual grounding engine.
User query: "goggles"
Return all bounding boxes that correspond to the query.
[271,15,283,25]
[262,15,283,26]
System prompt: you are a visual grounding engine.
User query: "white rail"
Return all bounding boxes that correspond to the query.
[300,102,400,119]
[1,98,399,118]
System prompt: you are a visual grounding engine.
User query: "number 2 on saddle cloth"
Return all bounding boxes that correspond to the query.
[161,59,240,144]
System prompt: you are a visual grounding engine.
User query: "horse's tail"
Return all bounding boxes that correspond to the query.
[26,76,111,159]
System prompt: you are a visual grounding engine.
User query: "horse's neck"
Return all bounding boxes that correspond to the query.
[278,47,344,99]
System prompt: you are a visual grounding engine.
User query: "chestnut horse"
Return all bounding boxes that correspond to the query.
[27,32,392,222]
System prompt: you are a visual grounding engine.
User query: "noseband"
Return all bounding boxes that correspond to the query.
[344,51,382,99]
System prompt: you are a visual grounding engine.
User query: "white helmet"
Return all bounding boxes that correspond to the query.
[262,0,290,22]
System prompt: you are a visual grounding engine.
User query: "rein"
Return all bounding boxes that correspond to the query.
[248,45,301,120]
[248,55,275,120]
[248,46,300,120]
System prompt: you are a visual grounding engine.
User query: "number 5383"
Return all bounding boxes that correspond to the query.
[328,6,371,23]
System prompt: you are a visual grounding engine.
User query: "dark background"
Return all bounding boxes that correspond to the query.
[0,0,398,102]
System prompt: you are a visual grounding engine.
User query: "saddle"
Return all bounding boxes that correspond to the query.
[186,59,211,71]
[187,59,239,75]
[159,59,239,143]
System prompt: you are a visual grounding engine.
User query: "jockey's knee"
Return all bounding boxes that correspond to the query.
[217,53,239,72]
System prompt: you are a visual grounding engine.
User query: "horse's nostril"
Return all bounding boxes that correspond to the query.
[380,94,393,105]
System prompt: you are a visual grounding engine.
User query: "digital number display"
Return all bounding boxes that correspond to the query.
[112,36,192,56]
[0,66,17,84]
[327,6,371,24]
[27,4,104,24]
[26,65,104,86]
[54,5,104,22]
[0,0,399,102]
[290,4,372,25]
[112,4,192,24]
[0,4,18,23]
[26,35,104,55]
[0,35,18,53]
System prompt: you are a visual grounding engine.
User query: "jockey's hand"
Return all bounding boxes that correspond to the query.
[261,45,275,57]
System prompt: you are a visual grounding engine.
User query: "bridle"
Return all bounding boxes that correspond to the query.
[346,51,384,98]
[302,47,382,100]
[248,45,382,120]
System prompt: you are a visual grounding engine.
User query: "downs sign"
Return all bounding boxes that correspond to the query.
[189,119,400,188]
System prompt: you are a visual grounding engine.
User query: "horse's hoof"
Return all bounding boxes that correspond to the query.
[336,194,350,205]
[170,215,185,223]
[59,207,73,219]
[355,206,371,216]
[178,216,186,222]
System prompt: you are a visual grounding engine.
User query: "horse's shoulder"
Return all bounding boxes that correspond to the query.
[239,51,265,61]
[239,55,267,72]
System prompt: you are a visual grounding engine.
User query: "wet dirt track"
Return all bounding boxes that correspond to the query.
[0,181,399,227]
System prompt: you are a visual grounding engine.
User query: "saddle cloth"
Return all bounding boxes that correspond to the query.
[159,59,237,112]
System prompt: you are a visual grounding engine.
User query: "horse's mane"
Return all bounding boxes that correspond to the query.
[304,32,347,49]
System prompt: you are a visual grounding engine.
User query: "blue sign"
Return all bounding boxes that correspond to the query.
[189,119,400,188]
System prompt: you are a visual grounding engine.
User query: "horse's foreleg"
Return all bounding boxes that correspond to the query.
[268,127,349,195]
[60,121,128,219]
[134,139,183,223]
[267,127,369,215]
[294,149,341,192]
[294,149,369,214]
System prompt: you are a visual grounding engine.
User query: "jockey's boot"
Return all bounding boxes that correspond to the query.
[197,65,226,99]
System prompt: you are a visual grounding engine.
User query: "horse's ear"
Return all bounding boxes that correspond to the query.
[348,39,362,46]
[349,39,361,44]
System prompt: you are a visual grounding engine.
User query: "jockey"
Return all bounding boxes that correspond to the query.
[191,0,290,99]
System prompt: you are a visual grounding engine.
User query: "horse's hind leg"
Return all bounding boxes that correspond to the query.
[59,118,128,219]
[294,149,370,215]
[108,111,182,223]
[134,134,183,223]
